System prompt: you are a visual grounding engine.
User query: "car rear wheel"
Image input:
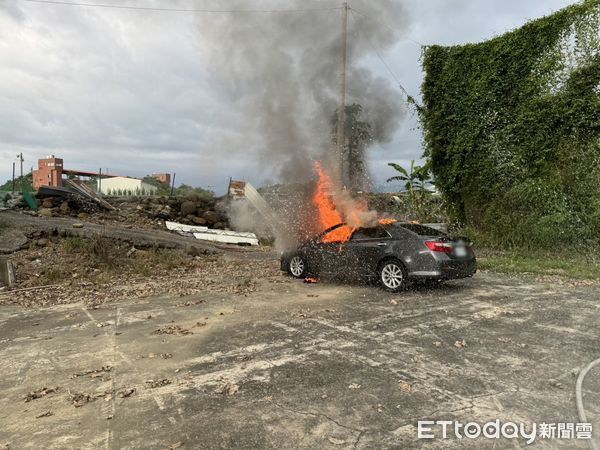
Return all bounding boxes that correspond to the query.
[288,255,307,279]
[378,259,407,292]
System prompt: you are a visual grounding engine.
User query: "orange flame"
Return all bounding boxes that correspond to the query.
[313,162,355,243]
[312,162,397,243]
[313,162,343,230]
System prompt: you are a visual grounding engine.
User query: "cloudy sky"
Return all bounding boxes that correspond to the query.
[0,0,575,194]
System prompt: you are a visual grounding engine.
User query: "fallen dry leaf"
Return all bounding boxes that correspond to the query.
[327,437,346,445]
[399,381,412,393]
[24,387,59,402]
[215,381,239,395]
[68,391,107,407]
[145,379,172,389]
[153,325,192,336]
[118,387,136,398]
[71,365,112,379]
[454,339,467,348]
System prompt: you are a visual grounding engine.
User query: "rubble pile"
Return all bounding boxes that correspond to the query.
[0,192,26,210]
[37,194,103,218]
[6,192,232,231]
[114,195,230,230]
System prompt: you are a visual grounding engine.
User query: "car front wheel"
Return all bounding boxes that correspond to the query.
[287,254,307,279]
[379,259,407,292]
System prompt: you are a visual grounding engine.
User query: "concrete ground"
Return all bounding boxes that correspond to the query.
[0,269,599,449]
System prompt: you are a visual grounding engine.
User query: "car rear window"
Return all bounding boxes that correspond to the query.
[398,223,446,236]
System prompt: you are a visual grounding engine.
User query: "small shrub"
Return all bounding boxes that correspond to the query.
[64,237,89,253]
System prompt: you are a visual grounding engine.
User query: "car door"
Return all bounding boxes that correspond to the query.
[308,225,355,275]
[345,226,393,276]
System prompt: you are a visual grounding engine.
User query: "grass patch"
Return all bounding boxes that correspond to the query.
[477,249,600,280]
[64,237,89,252]
[64,234,117,269]
[130,248,193,276]
[64,237,195,278]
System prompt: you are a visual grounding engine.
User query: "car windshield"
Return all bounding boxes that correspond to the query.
[398,223,446,237]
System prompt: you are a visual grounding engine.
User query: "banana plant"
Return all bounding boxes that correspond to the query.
[387,160,434,219]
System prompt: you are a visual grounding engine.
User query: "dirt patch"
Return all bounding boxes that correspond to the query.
[1,234,280,307]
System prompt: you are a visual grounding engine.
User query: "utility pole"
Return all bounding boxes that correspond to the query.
[170,173,176,196]
[16,152,24,192]
[12,162,15,193]
[335,2,349,185]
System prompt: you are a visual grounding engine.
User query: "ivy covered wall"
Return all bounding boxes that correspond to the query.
[421,0,600,248]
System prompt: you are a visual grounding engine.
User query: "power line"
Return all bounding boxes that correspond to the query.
[349,6,425,47]
[21,0,342,14]
[348,8,417,106]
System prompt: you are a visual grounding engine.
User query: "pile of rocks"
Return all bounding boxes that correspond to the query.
[5,191,232,230]
[116,195,230,229]
[0,192,26,210]
[37,194,103,218]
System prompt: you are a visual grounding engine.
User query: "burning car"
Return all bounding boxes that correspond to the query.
[281,222,476,292]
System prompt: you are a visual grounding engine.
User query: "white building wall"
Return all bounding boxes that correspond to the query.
[100,177,157,196]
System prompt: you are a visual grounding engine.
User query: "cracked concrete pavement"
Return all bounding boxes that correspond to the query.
[1,269,599,449]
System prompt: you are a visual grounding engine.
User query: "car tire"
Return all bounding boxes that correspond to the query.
[287,254,308,279]
[378,259,407,293]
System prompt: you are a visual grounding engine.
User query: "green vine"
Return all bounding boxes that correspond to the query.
[420,0,600,249]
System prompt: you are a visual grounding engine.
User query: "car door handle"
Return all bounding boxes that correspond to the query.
[376,242,387,247]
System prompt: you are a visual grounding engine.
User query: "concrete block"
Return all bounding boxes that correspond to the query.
[0,257,15,287]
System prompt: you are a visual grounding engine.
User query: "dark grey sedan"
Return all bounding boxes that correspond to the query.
[281,222,476,292]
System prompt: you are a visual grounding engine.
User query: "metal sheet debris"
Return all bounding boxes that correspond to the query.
[165,221,209,234]
[166,220,259,246]
[64,179,115,210]
[193,230,259,246]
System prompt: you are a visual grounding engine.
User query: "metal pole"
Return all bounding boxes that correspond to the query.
[98,168,102,195]
[170,172,176,196]
[19,153,23,179]
[335,2,348,185]
[16,152,24,192]
[12,162,15,194]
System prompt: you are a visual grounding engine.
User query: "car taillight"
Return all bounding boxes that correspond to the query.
[426,240,453,253]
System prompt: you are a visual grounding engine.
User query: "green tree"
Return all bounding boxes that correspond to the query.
[174,184,214,199]
[331,103,373,192]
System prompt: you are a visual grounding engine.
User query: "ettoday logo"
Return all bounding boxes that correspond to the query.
[417,420,593,444]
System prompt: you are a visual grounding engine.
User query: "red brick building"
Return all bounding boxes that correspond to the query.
[152,173,171,185]
[32,156,64,189]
